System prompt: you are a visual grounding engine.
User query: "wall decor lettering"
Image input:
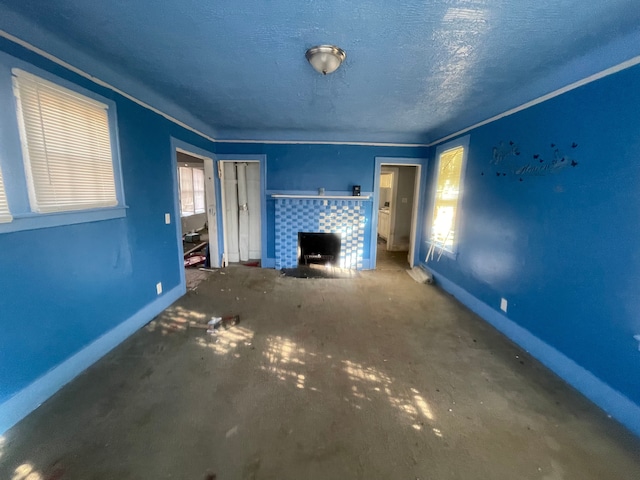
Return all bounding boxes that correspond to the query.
[485,141,579,181]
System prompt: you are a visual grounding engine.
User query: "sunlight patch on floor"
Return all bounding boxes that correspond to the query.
[262,336,308,389]
[12,463,42,480]
[341,359,440,435]
[194,326,254,355]
[147,305,208,335]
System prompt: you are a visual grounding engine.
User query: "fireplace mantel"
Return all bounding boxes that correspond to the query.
[271,194,370,200]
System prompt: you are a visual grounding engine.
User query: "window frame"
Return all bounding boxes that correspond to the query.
[428,135,470,259]
[0,51,126,234]
[178,165,205,217]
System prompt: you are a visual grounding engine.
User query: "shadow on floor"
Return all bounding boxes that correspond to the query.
[281,264,360,279]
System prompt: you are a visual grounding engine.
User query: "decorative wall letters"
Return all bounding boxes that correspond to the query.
[484,140,579,181]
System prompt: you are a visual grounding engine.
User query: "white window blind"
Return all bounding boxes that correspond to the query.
[179,166,205,216]
[193,168,205,214]
[431,146,464,249]
[0,167,12,223]
[179,166,195,215]
[13,69,118,213]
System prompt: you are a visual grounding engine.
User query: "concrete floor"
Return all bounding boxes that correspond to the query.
[2,252,639,479]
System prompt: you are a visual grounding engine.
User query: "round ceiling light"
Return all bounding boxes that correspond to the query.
[305,45,346,75]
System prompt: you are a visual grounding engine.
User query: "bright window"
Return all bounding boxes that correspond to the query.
[179,166,205,216]
[193,168,205,213]
[0,167,12,223]
[431,140,467,251]
[13,69,118,213]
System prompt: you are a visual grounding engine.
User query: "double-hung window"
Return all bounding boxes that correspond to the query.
[0,53,125,234]
[0,167,11,223]
[179,166,205,216]
[430,136,469,254]
[13,69,118,212]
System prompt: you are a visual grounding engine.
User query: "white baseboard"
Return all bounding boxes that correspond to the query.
[423,264,640,438]
[0,283,185,434]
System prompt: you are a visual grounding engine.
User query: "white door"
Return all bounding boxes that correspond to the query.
[220,161,262,265]
[223,163,240,263]
[203,158,220,268]
[246,163,262,259]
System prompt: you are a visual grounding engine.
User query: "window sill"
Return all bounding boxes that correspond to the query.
[0,206,127,234]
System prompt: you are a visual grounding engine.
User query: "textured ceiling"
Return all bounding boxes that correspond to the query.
[0,0,639,144]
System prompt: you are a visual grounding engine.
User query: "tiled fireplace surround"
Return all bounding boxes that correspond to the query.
[274,197,368,270]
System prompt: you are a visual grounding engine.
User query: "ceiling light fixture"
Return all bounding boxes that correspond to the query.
[305,45,346,75]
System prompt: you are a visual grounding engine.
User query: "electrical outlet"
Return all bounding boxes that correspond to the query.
[500,297,508,313]
[165,213,171,224]
[634,334,640,351]
[401,197,408,203]
[156,282,163,295]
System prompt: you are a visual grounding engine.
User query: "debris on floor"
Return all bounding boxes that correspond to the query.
[406,266,433,284]
[281,265,359,279]
[184,241,209,268]
[207,315,240,334]
[185,254,207,267]
[183,232,201,243]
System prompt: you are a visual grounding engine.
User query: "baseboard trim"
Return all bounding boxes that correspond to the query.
[0,284,185,434]
[422,264,640,438]
[262,257,276,268]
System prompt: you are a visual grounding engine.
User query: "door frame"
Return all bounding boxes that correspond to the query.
[371,157,428,269]
[214,154,267,267]
[170,138,220,291]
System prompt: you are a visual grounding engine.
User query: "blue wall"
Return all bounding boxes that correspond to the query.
[0,37,428,431]
[422,64,640,415]
[0,39,215,417]
[216,143,427,262]
[5,21,639,438]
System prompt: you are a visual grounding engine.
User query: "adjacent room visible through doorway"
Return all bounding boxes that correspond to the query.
[176,149,219,287]
[375,164,419,270]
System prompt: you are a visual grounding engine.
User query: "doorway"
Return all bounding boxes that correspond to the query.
[175,147,219,271]
[219,161,262,267]
[372,158,424,270]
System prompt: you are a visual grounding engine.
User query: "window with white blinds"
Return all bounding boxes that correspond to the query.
[193,168,205,214]
[179,166,205,216]
[179,166,195,215]
[13,69,118,213]
[0,167,12,223]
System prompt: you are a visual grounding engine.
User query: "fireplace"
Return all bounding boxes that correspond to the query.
[274,197,367,270]
[298,232,341,266]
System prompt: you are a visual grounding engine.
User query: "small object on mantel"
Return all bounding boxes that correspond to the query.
[352,185,361,196]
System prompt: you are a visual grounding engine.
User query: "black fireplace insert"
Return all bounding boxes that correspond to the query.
[298,232,341,266]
